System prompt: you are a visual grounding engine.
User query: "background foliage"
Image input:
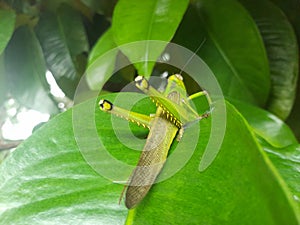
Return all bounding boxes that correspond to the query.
[0,0,299,224]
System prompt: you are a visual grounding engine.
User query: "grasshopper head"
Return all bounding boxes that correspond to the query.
[135,75,149,91]
[99,99,113,111]
[168,74,185,90]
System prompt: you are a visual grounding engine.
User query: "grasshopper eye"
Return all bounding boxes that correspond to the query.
[175,74,183,81]
[168,74,183,82]
[99,99,113,111]
[135,75,149,90]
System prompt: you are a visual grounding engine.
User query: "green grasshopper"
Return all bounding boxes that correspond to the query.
[99,74,211,209]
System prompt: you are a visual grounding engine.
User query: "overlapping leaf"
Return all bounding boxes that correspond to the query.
[0,9,15,105]
[0,9,15,55]
[4,26,58,114]
[0,54,6,106]
[86,28,118,90]
[240,0,298,120]
[35,4,89,98]
[174,0,270,106]
[232,100,298,148]
[112,0,189,76]
[260,140,300,206]
[0,93,298,224]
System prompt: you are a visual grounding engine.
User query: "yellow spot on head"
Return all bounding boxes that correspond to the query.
[99,99,113,111]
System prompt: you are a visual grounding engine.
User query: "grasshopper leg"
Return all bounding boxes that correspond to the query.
[99,99,151,129]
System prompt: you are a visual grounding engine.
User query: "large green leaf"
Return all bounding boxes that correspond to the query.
[275,0,300,141]
[0,9,15,55]
[4,26,58,114]
[86,28,118,90]
[35,4,89,98]
[0,112,127,225]
[112,0,189,76]
[126,99,299,224]
[232,100,298,148]
[173,0,270,106]
[0,92,299,224]
[260,140,300,205]
[240,0,299,120]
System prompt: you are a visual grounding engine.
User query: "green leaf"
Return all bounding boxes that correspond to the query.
[112,0,189,76]
[86,28,118,90]
[0,54,7,106]
[4,26,58,114]
[88,28,115,66]
[86,28,136,91]
[287,79,300,142]
[0,92,299,224]
[260,140,300,206]
[173,0,270,106]
[269,0,300,43]
[267,0,300,141]
[239,0,299,120]
[35,4,89,98]
[232,100,298,148]
[0,109,127,225]
[0,9,16,55]
[126,99,299,224]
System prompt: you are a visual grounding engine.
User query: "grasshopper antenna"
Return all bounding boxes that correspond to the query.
[179,38,206,75]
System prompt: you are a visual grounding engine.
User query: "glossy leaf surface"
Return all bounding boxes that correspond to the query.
[240,0,299,120]
[232,100,298,148]
[0,93,298,224]
[35,4,89,98]
[4,26,58,114]
[174,0,270,106]
[112,0,189,76]
[86,28,118,90]
[0,9,15,55]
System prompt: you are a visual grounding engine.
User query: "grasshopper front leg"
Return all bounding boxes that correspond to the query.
[99,99,151,129]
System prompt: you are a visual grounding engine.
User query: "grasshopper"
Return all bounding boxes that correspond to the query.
[99,74,211,209]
